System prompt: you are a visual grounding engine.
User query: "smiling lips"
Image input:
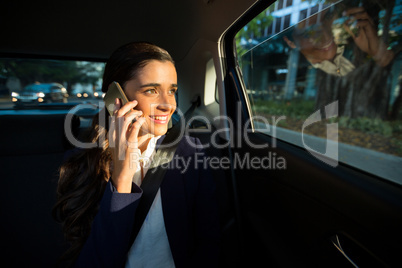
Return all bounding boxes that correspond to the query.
[149,115,169,124]
[316,40,335,51]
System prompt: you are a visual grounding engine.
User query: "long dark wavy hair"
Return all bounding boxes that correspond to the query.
[52,42,174,265]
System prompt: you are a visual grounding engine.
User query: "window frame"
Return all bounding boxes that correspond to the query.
[221,0,402,185]
[221,0,275,132]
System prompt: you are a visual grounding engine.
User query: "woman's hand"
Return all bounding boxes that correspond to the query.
[344,7,379,56]
[344,7,394,66]
[109,98,145,193]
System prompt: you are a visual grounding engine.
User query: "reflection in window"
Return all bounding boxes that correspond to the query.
[284,14,291,29]
[235,0,402,184]
[268,24,273,35]
[300,9,308,21]
[286,0,293,8]
[275,17,282,33]
[277,0,284,10]
[310,5,319,16]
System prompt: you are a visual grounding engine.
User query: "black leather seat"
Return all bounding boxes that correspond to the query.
[0,113,79,266]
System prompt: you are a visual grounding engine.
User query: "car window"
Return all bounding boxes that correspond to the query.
[0,58,105,109]
[235,0,402,184]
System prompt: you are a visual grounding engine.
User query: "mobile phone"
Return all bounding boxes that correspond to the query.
[346,16,359,37]
[103,81,130,116]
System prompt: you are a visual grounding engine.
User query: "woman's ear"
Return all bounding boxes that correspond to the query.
[283,36,297,49]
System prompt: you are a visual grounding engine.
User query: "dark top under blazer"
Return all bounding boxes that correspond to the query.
[74,136,220,268]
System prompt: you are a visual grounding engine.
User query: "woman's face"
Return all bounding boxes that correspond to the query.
[293,10,337,64]
[123,60,177,137]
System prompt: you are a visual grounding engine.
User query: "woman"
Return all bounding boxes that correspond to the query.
[53,42,220,267]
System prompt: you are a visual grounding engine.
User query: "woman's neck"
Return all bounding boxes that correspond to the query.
[137,133,155,153]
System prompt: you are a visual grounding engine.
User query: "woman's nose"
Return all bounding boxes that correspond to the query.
[156,93,176,112]
[308,28,329,46]
[157,103,172,112]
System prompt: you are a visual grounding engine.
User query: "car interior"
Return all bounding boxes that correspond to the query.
[1,0,402,267]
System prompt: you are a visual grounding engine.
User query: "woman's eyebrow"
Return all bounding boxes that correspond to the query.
[140,83,160,88]
[140,83,178,88]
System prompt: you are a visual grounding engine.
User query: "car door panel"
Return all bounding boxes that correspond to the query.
[221,38,402,266]
[231,130,402,267]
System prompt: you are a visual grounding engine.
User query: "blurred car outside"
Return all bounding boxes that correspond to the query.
[12,82,68,106]
[93,88,105,99]
[71,86,93,98]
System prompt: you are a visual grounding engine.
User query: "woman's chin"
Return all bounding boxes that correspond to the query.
[154,127,169,137]
[141,125,169,137]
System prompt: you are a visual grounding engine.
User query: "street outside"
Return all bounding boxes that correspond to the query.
[0,95,102,109]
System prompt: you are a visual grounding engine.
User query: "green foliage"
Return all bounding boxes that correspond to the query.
[252,99,401,137]
[235,9,273,57]
[390,120,402,133]
[252,99,316,118]
[393,138,402,155]
[338,117,394,137]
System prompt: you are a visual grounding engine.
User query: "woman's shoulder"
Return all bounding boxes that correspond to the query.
[177,135,204,155]
[156,134,203,154]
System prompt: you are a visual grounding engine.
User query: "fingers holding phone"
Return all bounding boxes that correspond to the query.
[115,98,146,145]
[109,97,145,193]
[105,81,147,149]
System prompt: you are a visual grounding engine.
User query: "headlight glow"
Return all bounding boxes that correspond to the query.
[11,92,19,97]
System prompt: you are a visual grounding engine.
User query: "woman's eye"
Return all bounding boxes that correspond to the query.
[145,88,157,94]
